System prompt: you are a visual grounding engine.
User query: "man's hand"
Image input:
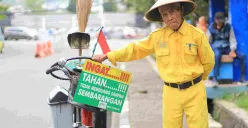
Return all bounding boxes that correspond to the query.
[229,50,237,58]
[92,54,108,63]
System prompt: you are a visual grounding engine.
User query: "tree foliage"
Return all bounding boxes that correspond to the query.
[0,4,9,20]
[125,0,154,13]
[103,2,117,12]
[25,0,44,10]
[0,4,9,12]
[125,0,209,22]
[187,0,209,25]
[67,0,77,13]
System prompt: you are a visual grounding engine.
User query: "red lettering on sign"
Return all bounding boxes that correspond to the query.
[105,67,110,75]
[85,61,95,72]
[95,65,101,73]
[120,72,124,81]
[125,74,130,82]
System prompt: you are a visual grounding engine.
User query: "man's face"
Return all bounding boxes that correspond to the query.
[159,3,183,30]
[214,18,224,27]
[198,17,208,26]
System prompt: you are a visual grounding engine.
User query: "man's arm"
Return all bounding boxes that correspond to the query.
[230,27,237,51]
[229,27,237,57]
[206,30,212,43]
[198,34,215,80]
[107,33,155,66]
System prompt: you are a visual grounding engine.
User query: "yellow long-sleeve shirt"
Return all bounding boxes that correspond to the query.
[107,20,215,83]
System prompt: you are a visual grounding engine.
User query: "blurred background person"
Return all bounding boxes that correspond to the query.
[209,12,246,84]
[197,16,211,40]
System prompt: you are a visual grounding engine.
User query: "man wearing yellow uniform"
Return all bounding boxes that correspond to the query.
[93,0,215,127]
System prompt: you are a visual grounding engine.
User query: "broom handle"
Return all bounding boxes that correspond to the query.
[76,0,92,57]
[79,46,82,56]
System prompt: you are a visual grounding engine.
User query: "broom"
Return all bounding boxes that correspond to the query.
[76,1,94,126]
[76,0,92,56]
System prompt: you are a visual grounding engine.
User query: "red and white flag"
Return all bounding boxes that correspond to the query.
[97,28,111,54]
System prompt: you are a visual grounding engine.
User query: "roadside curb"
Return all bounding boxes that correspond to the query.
[214,100,248,128]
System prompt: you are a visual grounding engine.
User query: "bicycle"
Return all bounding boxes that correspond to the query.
[46,32,107,128]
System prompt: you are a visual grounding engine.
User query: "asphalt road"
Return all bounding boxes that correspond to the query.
[0,36,136,128]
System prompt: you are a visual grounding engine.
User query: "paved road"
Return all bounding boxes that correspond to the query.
[0,36,136,128]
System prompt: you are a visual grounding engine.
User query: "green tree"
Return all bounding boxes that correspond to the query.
[186,0,209,25]
[0,4,9,20]
[124,0,209,24]
[103,2,117,12]
[0,4,9,12]
[67,0,77,13]
[25,0,44,10]
[125,0,154,13]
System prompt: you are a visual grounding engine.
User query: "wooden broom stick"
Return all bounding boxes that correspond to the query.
[76,0,92,56]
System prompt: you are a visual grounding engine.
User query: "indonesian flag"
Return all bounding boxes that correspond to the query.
[97,28,111,54]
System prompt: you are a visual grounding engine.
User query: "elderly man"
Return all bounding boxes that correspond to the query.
[93,0,215,127]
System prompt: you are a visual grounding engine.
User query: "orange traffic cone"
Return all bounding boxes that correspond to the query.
[35,42,46,58]
[43,42,50,56]
[47,40,54,55]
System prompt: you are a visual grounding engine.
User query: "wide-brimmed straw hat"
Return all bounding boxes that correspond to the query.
[145,0,196,22]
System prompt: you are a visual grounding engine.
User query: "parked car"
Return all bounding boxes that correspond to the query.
[4,27,38,40]
[0,27,5,53]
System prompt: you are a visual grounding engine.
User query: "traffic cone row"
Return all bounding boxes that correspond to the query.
[35,40,54,58]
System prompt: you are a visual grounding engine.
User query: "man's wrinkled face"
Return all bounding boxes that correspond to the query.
[159,3,183,30]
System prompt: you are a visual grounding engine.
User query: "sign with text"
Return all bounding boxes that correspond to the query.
[73,60,132,113]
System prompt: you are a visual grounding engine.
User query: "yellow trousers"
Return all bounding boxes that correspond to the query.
[162,81,208,128]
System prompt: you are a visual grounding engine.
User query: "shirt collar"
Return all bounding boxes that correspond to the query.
[167,19,187,36]
[178,19,187,35]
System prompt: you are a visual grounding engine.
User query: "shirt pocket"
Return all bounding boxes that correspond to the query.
[184,43,198,65]
[155,48,170,66]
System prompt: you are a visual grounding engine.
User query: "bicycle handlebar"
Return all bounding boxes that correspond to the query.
[46,66,59,74]
[46,56,92,80]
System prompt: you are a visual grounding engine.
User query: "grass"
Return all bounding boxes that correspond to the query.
[0,14,7,20]
[150,54,156,60]
[222,91,248,111]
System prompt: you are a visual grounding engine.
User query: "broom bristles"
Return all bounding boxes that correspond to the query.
[77,0,92,32]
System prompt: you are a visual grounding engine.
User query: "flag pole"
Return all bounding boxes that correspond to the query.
[91,26,104,57]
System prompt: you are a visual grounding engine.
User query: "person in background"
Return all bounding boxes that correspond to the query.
[197,16,211,40]
[209,12,246,84]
